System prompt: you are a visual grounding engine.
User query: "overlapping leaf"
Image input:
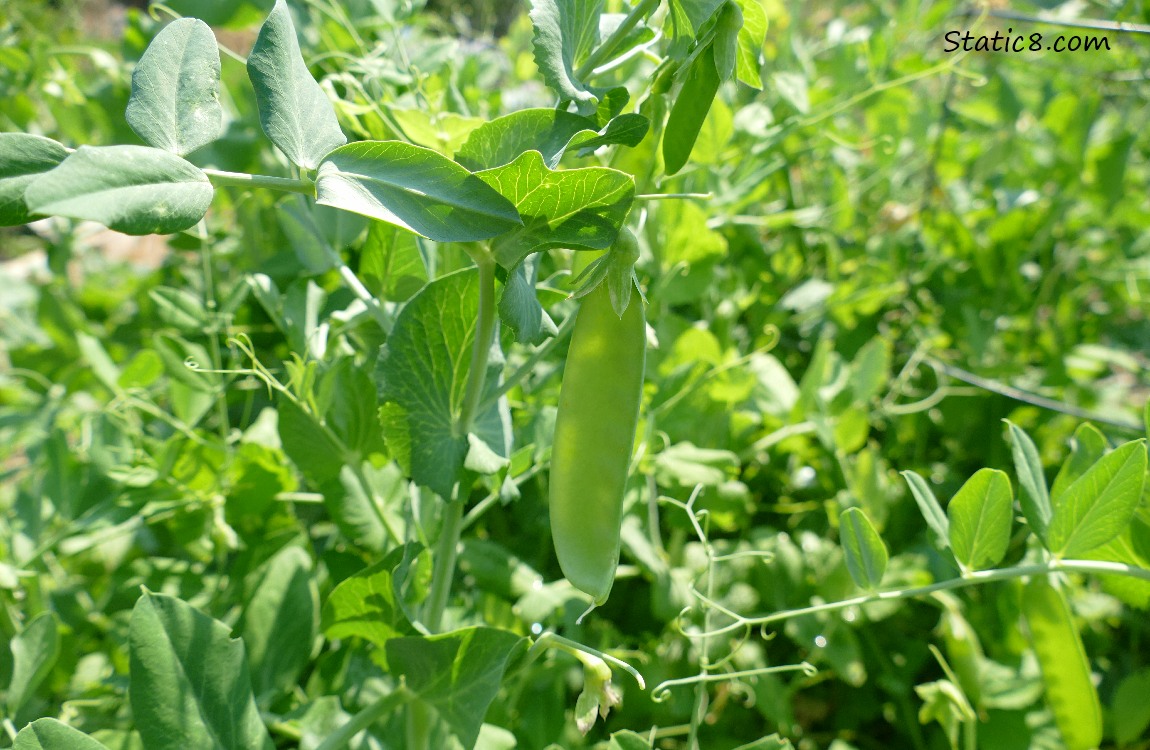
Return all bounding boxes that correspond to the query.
[1046,440,1147,558]
[840,507,887,590]
[0,133,68,226]
[948,469,1013,571]
[456,108,648,171]
[530,0,603,107]
[475,150,634,268]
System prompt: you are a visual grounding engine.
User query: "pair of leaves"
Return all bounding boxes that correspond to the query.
[903,466,1013,573]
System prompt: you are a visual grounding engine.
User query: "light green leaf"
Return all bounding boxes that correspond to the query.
[385,626,527,750]
[1046,440,1147,558]
[947,469,1013,572]
[149,286,208,330]
[126,18,222,156]
[321,543,419,656]
[6,612,60,717]
[850,337,890,404]
[663,43,721,175]
[1051,423,1107,501]
[839,507,888,590]
[0,133,68,226]
[14,719,110,750]
[239,545,318,703]
[1004,421,1052,538]
[23,145,212,235]
[734,0,767,89]
[129,592,274,750]
[375,270,509,497]
[475,150,634,269]
[247,0,346,169]
[669,0,727,38]
[901,470,949,549]
[609,730,653,750]
[315,141,521,242]
[529,0,603,107]
[359,220,428,303]
[456,109,647,171]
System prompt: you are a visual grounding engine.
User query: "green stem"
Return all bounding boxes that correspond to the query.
[575,0,662,79]
[479,309,578,413]
[425,490,465,633]
[457,246,498,437]
[315,688,413,750]
[690,559,1150,638]
[203,168,314,196]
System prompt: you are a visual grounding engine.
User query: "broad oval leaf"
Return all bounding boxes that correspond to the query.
[840,507,888,591]
[13,719,109,750]
[1005,421,1052,538]
[247,0,346,169]
[456,108,647,171]
[129,591,274,750]
[0,133,68,226]
[315,141,522,243]
[947,468,1013,572]
[475,150,634,268]
[385,626,527,750]
[6,612,60,717]
[126,18,223,156]
[1046,440,1147,558]
[23,145,212,235]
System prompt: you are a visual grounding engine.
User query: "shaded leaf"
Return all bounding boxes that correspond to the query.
[0,133,68,226]
[247,0,346,169]
[126,18,223,156]
[129,592,273,750]
[14,719,109,750]
[1051,423,1107,501]
[1005,421,1052,538]
[6,612,60,717]
[24,145,212,235]
[840,507,888,590]
[315,141,521,242]
[901,470,949,549]
[663,43,721,175]
[457,109,647,171]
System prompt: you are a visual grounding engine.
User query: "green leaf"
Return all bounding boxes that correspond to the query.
[315,141,521,243]
[456,109,647,171]
[663,43,721,175]
[901,470,949,549]
[321,543,419,654]
[475,150,634,268]
[247,0,346,169]
[1051,423,1108,501]
[1112,669,1150,746]
[13,719,109,750]
[376,270,509,497]
[129,592,274,750]
[529,0,603,107]
[1004,421,1052,538]
[385,626,527,750]
[6,612,60,717]
[839,507,888,590]
[126,18,223,156]
[23,145,212,235]
[734,0,767,89]
[712,1,742,81]
[239,545,318,703]
[1046,440,1148,558]
[0,133,68,226]
[499,258,548,345]
[609,730,653,750]
[359,220,428,303]
[166,0,273,28]
[325,462,403,553]
[947,469,1013,572]
[850,337,890,404]
[277,396,346,485]
[149,286,209,330]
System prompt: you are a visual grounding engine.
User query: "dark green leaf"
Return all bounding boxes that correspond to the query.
[6,612,60,717]
[839,507,888,590]
[126,18,223,156]
[23,145,213,235]
[475,150,634,268]
[315,141,521,242]
[948,469,1013,572]
[663,44,721,175]
[14,719,109,750]
[278,397,346,485]
[385,626,527,750]
[0,133,68,226]
[129,592,273,750]
[1046,440,1147,558]
[713,1,742,81]
[360,220,428,303]
[247,0,346,169]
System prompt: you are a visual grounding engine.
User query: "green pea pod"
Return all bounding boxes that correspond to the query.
[549,277,646,606]
[1022,577,1102,750]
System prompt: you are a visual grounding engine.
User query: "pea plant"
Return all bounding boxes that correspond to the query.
[4,1,1150,749]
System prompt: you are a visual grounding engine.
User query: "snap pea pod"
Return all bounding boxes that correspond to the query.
[1022,577,1102,750]
[549,275,646,605]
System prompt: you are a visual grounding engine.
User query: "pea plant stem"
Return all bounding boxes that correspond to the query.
[203,168,314,196]
[575,0,662,79]
[479,309,578,413]
[689,559,1150,639]
[316,687,414,750]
